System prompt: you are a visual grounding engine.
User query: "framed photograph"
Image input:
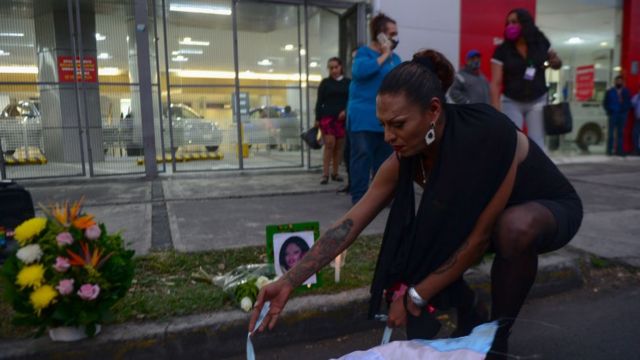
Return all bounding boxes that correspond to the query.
[266,222,320,288]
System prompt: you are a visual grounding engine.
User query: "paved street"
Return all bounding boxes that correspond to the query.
[223,270,640,360]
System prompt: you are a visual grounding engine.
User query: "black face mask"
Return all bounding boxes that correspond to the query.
[390,36,399,50]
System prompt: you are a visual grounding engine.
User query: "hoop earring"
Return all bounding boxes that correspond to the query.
[425,122,436,146]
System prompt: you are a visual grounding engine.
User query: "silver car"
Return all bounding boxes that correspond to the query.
[165,104,223,152]
[0,101,43,154]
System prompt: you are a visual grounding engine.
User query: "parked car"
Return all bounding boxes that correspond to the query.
[164,104,223,152]
[0,101,43,155]
[564,102,607,152]
[241,106,301,149]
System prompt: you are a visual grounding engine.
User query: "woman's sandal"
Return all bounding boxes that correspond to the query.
[320,176,329,185]
[331,174,344,182]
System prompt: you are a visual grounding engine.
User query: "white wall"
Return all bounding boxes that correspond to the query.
[375,0,461,70]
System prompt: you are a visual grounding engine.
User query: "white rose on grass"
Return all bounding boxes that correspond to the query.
[240,296,253,312]
[16,244,43,264]
[255,276,271,290]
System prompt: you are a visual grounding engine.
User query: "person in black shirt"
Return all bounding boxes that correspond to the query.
[251,49,582,359]
[490,8,562,151]
[315,57,351,184]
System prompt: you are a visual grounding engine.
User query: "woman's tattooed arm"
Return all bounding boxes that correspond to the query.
[282,219,354,287]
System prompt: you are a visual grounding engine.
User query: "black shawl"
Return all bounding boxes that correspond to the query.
[369,103,517,318]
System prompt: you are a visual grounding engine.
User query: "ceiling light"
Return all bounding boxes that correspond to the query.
[268,69,274,73]
[179,37,209,46]
[0,50,9,56]
[600,42,608,47]
[95,33,106,41]
[613,66,621,72]
[565,37,584,45]
[0,32,24,37]
[98,67,121,76]
[299,49,306,56]
[0,66,38,74]
[257,59,273,66]
[172,55,189,62]
[172,49,203,55]
[309,61,318,68]
[169,4,231,15]
[594,63,602,69]
[169,69,322,82]
[283,44,295,51]
[97,52,111,60]
[562,65,571,70]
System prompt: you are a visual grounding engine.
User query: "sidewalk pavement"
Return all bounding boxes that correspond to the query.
[1,155,639,358]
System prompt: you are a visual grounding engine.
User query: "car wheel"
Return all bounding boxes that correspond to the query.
[205,145,219,152]
[576,124,602,152]
[548,135,560,151]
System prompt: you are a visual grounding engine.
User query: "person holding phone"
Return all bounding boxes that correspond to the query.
[345,13,401,205]
[250,49,582,359]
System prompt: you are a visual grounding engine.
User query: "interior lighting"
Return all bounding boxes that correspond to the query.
[0,32,24,37]
[169,4,232,15]
[309,61,319,68]
[613,66,621,72]
[600,42,608,47]
[257,59,273,66]
[98,67,121,76]
[283,44,295,51]
[97,52,111,60]
[562,65,571,70]
[565,37,584,45]
[172,49,203,55]
[172,55,189,62]
[179,37,210,46]
[0,66,38,74]
[0,50,10,56]
[299,48,306,56]
[95,33,106,41]
[169,69,322,82]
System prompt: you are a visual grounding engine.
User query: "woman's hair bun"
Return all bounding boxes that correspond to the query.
[412,49,455,93]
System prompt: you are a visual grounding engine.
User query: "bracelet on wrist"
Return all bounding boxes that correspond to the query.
[408,287,428,307]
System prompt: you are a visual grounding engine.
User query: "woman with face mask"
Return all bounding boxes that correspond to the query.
[250,49,582,360]
[345,13,402,205]
[490,8,562,151]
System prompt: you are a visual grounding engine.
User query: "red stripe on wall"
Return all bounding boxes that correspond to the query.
[459,0,536,81]
[622,0,640,152]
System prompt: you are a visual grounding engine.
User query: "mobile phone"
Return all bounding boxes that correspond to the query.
[377,33,391,48]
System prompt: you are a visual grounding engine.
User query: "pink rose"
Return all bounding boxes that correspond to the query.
[56,279,75,295]
[53,257,71,272]
[77,284,100,301]
[84,225,101,240]
[56,232,74,246]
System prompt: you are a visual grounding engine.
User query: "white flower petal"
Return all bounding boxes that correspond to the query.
[16,244,43,264]
[240,296,253,312]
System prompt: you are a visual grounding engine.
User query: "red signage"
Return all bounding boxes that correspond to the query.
[575,65,595,102]
[57,56,97,83]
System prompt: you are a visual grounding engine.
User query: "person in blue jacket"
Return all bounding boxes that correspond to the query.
[603,75,632,156]
[347,13,402,204]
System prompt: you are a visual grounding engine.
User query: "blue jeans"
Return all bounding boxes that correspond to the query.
[607,112,627,155]
[349,131,392,204]
[633,117,640,154]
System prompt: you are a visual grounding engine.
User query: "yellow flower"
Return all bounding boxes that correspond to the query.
[30,285,58,315]
[16,264,45,289]
[14,217,47,246]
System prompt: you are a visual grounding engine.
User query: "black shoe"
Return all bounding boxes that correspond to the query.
[337,184,350,193]
[451,294,489,338]
[320,176,329,185]
[331,174,344,182]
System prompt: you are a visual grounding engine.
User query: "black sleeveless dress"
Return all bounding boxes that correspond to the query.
[368,103,582,318]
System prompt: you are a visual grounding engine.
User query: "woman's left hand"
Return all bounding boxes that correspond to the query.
[387,294,423,328]
[548,50,562,70]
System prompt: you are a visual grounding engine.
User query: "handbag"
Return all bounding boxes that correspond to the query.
[300,127,323,149]
[543,102,573,135]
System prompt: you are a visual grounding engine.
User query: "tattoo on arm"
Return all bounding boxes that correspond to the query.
[283,219,354,287]
[431,239,470,275]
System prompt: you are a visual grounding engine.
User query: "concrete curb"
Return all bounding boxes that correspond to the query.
[0,249,587,359]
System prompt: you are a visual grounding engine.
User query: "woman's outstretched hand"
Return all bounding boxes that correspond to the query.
[248,279,294,334]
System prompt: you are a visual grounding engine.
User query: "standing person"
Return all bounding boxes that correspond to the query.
[490,8,562,151]
[448,49,491,105]
[347,13,401,204]
[250,50,582,360]
[603,75,633,156]
[632,90,640,155]
[315,57,350,184]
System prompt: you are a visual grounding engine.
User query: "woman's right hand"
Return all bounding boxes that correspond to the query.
[248,279,294,334]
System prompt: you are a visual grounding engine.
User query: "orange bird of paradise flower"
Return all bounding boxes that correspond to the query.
[43,197,96,229]
[66,241,112,270]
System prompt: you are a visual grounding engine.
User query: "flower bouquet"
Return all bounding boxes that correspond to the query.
[0,199,135,340]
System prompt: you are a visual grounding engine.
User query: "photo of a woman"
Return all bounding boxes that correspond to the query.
[278,236,310,273]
